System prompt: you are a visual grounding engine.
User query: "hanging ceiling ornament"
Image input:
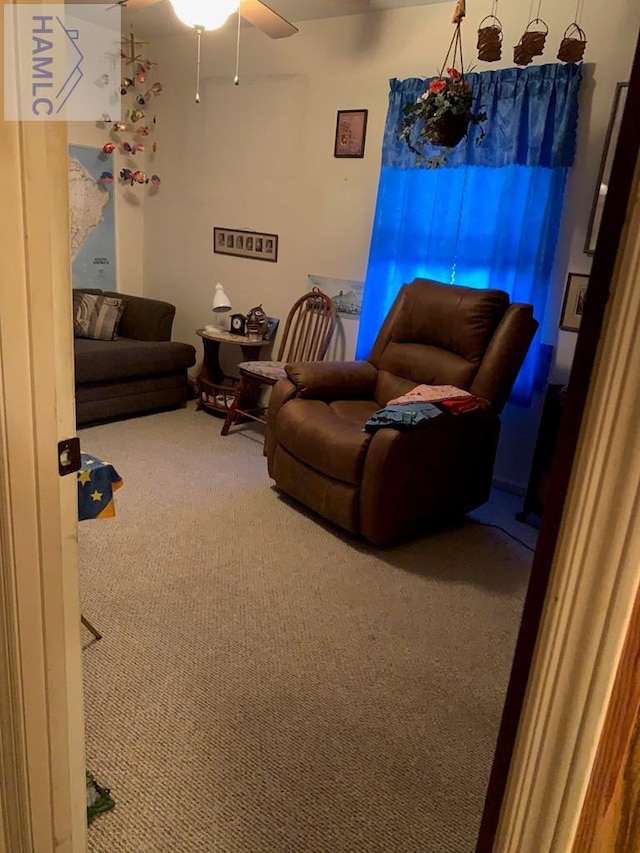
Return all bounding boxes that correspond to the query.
[399,0,486,165]
[100,28,163,190]
[120,30,151,67]
[557,0,587,63]
[514,0,548,67]
[477,0,502,62]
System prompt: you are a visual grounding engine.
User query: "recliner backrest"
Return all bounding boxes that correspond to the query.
[368,279,537,412]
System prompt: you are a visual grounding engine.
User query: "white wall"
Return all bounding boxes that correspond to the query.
[143,1,639,489]
[68,122,145,295]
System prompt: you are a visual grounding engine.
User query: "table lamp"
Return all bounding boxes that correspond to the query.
[207,283,231,332]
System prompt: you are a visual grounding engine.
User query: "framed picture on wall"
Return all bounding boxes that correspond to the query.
[213,227,278,263]
[560,273,590,332]
[334,109,368,158]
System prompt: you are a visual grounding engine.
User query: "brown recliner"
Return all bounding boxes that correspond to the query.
[265,279,538,545]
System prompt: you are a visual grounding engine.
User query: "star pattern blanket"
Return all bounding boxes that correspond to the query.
[77,453,123,521]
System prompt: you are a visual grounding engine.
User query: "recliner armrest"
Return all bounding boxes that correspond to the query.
[285,360,378,400]
[360,401,499,544]
[265,378,299,474]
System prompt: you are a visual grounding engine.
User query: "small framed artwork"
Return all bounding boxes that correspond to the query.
[213,227,278,263]
[560,273,590,332]
[263,317,279,342]
[334,109,368,158]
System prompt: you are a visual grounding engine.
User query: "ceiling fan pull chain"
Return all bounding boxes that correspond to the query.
[234,9,241,85]
[195,26,202,103]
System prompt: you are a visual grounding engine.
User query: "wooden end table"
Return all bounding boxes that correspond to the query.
[195,327,267,417]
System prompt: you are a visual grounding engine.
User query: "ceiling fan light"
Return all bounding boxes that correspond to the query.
[168,0,239,31]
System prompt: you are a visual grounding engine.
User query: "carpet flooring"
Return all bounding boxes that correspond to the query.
[79,403,534,853]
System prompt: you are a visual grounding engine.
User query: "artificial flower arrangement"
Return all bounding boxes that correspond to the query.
[399,67,487,166]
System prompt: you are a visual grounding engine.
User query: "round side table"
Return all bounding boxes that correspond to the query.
[195,327,267,417]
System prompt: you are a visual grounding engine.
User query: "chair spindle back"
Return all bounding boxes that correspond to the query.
[277,288,337,363]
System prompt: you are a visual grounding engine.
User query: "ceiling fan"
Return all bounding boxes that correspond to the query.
[236,0,372,39]
[122,0,371,101]
[124,0,371,39]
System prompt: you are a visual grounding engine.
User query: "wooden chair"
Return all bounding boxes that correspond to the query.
[221,288,337,435]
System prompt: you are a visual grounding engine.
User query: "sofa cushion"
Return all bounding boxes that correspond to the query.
[73,292,126,340]
[101,291,176,342]
[74,338,196,384]
[277,398,373,485]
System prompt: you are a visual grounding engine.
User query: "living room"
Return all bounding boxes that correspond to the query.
[76,0,638,847]
[70,0,638,495]
[5,3,637,851]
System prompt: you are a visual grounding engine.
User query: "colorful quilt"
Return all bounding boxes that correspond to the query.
[77,453,123,521]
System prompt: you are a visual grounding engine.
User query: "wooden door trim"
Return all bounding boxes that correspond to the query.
[0,2,86,849]
[476,29,640,853]
[496,154,640,851]
[574,571,640,850]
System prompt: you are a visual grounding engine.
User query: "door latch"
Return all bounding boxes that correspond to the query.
[58,437,81,476]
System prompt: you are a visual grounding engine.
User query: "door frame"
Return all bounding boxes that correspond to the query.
[477,28,640,852]
[2,15,640,853]
[0,2,87,849]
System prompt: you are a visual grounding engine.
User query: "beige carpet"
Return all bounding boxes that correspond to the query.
[79,403,533,853]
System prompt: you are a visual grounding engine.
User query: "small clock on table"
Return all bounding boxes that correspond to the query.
[229,313,246,335]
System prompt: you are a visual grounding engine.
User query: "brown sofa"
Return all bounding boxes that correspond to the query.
[265,278,538,545]
[74,289,196,427]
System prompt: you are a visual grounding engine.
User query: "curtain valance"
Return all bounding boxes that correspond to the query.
[383,63,582,170]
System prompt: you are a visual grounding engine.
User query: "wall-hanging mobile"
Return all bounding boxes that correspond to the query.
[399,0,486,166]
[99,29,162,189]
[477,0,502,62]
[514,0,548,67]
[557,0,588,63]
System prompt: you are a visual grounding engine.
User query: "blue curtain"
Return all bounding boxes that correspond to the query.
[356,63,582,406]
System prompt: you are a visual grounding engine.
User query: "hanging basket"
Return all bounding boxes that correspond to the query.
[514,17,548,66]
[557,23,587,63]
[513,43,535,66]
[521,18,548,55]
[424,112,470,148]
[477,15,503,62]
[398,0,486,164]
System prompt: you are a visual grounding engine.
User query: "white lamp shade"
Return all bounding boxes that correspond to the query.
[212,283,232,313]
[168,0,239,31]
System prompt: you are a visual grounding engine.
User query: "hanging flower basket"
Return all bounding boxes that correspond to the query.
[399,1,486,166]
[424,111,471,147]
[400,69,487,163]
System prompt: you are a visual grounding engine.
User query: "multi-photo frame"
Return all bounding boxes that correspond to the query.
[213,227,278,263]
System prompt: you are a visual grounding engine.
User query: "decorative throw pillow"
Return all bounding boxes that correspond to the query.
[73,292,126,340]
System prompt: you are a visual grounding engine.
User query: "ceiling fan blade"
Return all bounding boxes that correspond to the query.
[121,0,162,8]
[239,0,299,39]
[332,0,371,5]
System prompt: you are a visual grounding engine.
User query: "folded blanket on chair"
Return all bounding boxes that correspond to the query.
[438,396,480,414]
[364,402,442,433]
[387,384,473,405]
